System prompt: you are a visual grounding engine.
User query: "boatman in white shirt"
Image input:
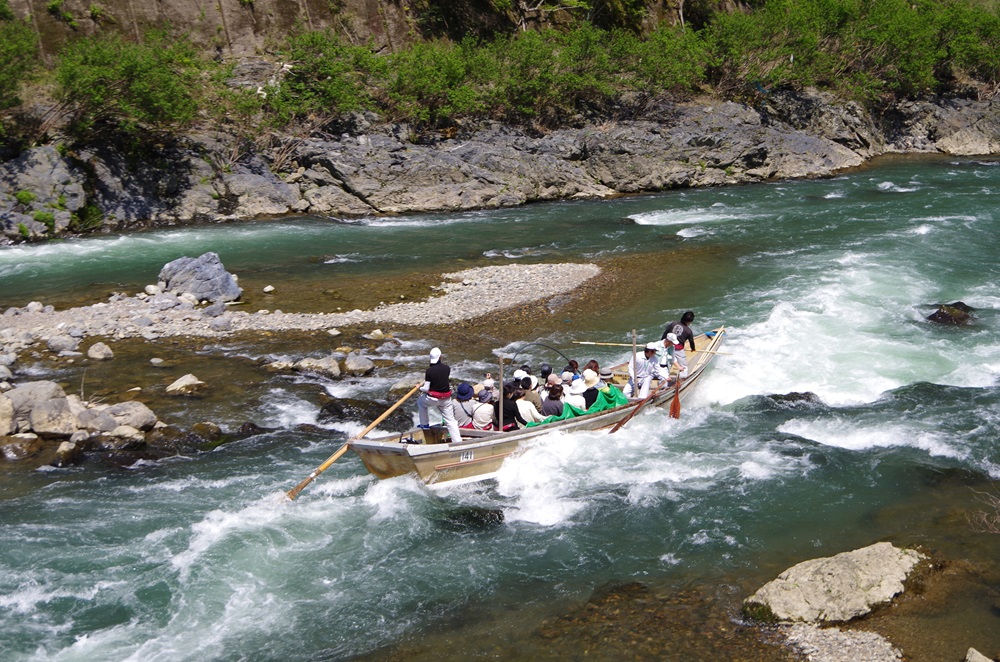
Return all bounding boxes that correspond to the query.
[625,342,661,399]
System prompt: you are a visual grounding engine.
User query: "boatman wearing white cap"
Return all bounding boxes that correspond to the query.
[417,347,464,443]
[625,342,661,398]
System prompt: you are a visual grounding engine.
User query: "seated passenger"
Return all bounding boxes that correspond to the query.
[540,383,565,417]
[495,383,527,431]
[541,373,562,401]
[521,376,543,411]
[581,368,601,409]
[514,387,546,428]
[599,367,614,390]
[453,382,477,428]
[471,390,495,430]
[565,377,588,411]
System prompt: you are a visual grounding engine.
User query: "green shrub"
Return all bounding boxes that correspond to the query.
[17,222,29,238]
[14,190,36,205]
[55,30,202,139]
[271,30,380,125]
[70,203,103,231]
[613,23,708,94]
[32,210,55,228]
[383,39,483,125]
[0,2,39,109]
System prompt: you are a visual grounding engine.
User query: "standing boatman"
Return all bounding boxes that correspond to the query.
[417,347,464,443]
[661,311,696,377]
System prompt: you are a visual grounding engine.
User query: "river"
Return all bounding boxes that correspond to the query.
[1,155,999,661]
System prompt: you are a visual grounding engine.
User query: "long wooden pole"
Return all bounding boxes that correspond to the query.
[630,329,637,395]
[286,382,422,500]
[573,340,731,355]
[498,354,504,432]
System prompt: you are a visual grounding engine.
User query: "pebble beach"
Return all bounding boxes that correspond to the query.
[0,263,601,344]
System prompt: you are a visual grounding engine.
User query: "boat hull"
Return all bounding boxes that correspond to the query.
[350,327,726,487]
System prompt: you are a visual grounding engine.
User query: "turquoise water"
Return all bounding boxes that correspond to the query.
[2,155,1000,660]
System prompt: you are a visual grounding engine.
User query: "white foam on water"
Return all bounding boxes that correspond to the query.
[258,388,319,428]
[322,253,363,263]
[823,191,845,199]
[495,431,591,526]
[877,181,919,193]
[628,205,748,226]
[677,226,712,238]
[910,224,934,235]
[344,214,475,228]
[777,418,965,459]
[169,493,294,580]
[660,553,682,565]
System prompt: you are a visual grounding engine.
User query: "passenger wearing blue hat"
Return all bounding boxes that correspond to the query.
[453,382,476,428]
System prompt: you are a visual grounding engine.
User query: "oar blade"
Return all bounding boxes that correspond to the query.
[668,378,682,419]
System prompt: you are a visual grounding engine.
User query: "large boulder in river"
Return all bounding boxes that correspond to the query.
[5,381,68,431]
[743,542,925,623]
[343,351,376,376]
[294,356,341,379]
[103,401,158,431]
[29,398,78,438]
[158,252,242,303]
[0,394,14,435]
[927,301,975,325]
[317,398,413,432]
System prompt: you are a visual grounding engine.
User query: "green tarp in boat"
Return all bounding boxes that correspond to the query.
[524,386,629,428]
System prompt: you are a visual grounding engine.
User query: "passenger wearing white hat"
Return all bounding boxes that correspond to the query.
[564,377,588,411]
[581,369,601,409]
[417,347,464,442]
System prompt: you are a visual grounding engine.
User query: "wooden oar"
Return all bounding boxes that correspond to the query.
[608,380,668,434]
[286,382,422,500]
[669,375,683,419]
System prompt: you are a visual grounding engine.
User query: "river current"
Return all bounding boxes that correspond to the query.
[1,155,999,660]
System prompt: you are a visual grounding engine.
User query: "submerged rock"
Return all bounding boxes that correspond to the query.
[166,373,206,396]
[317,397,413,432]
[927,301,976,325]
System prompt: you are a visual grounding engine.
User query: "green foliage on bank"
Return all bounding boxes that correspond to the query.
[54,30,201,139]
[0,0,38,111]
[2,0,1000,148]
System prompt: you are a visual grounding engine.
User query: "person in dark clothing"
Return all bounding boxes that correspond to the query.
[495,383,527,431]
[661,311,696,378]
[581,368,600,409]
[661,311,696,351]
[417,347,463,442]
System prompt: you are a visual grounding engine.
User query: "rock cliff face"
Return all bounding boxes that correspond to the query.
[8,0,420,62]
[2,89,999,243]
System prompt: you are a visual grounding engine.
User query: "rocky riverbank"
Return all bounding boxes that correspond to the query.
[3,89,1000,243]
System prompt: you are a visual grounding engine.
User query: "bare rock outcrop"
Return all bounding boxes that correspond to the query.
[158,252,243,303]
[744,542,925,623]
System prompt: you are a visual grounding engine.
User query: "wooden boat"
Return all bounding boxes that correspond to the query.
[349,327,726,487]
